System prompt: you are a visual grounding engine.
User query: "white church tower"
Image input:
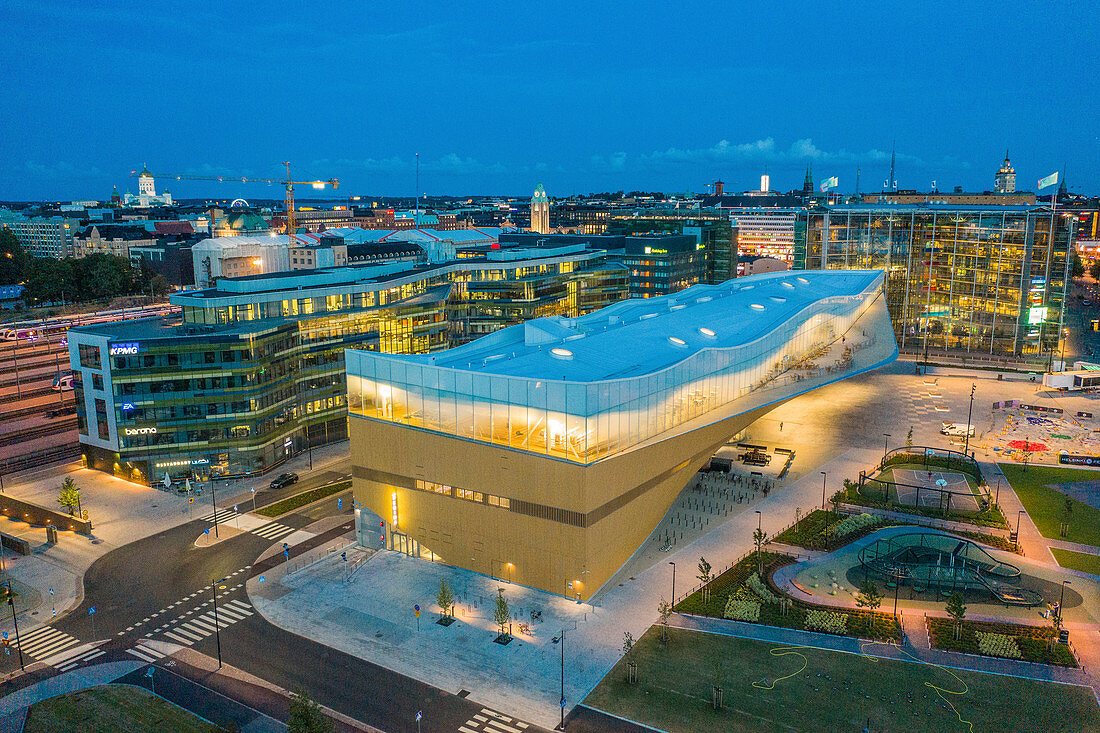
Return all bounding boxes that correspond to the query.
[138,166,156,197]
[530,183,550,234]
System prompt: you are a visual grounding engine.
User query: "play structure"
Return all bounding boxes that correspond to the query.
[857,531,1044,606]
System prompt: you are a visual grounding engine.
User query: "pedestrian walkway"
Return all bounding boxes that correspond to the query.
[8,625,81,662]
[53,645,105,672]
[460,706,533,733]
[157,599,254,647]
[899,613,929,650]
[198,508,297,542]
[125,641,171,663]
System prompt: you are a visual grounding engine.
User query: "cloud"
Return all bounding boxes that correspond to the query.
[320,153,513,177]
[23,161,103,179]
[588,138,928,174]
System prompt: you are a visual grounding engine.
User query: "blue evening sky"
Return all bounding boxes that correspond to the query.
[2,1,1097,200]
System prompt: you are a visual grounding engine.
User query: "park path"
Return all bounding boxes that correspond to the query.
[899,613,929,650]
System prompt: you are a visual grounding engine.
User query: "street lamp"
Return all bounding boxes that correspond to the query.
[557,629,567,730]
[669,561,676,607]
[963,384,975,457]
[882,433,891,466]
[1058,580,1071,625]
[1015,510,1026,552]
[820,471,827,511]
[211,575,229,669]
[250,487,257,512]
[3,581,24,671]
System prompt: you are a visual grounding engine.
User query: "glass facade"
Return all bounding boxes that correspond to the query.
[72,248,628,484]
[348,273,884,463]
[795,205,1074,357]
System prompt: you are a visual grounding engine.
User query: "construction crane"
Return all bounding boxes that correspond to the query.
[129,162,339,235]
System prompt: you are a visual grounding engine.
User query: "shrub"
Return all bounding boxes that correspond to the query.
[746,573,781,604]
[832,512,881,539]
[977,632,1022,659]
[804,610,848,634]
[724,595,760,622]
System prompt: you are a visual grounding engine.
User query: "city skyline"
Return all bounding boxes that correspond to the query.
[2,1,1097,199]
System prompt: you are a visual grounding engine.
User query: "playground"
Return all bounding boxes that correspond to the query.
[586,626,1100,733]
[779,526,1100,625]
[988,406,1100,463]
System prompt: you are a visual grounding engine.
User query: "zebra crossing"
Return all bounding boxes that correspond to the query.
[55,645,106,671]
[8,624,82,661]
[156,598,254,646]
[459,708,530,733]
[197,508,297,541]
[126,641,170,663]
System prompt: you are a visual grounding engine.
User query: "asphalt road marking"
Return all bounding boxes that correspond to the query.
[126,642,167,663]
[155,600,254,645]
[56,647,106,672]
[10,625,81,660]
[198,508,297,541]
[460,708,529,733]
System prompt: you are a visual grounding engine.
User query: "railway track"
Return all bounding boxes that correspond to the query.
[0,418,78,448]
[0,443,82,473]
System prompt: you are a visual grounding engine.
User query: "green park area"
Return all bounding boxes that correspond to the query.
[23,685,214,733]
[585,627,1100,733]
[256,481,351,518]
[999,464,1100,549]
[1051,547,1100,576]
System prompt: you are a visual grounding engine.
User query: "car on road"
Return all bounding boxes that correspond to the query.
[270,472,299,490]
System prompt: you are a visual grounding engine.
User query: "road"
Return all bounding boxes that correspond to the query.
[0,473,645,732]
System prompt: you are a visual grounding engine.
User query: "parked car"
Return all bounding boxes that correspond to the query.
[269,472,299,490]
[940,422,975,438]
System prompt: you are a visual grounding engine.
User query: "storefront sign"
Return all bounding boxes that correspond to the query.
[109,342,140,356]
[1019,403,1063,415]
[124,426,157,436]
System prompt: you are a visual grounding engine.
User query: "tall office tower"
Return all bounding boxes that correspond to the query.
[995,151,1016,193]
[530,183,550,234]
[760,173,770,193]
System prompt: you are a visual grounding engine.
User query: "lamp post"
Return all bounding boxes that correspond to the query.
[755,510,763,572]
[211,575,228,669]
[963,384,975,457]
[820,471,827,511]
[882,433,891,466]
[669,561,676,607]
[995,475,1001,509]
[1015,510,1026,552]
[1058,580,1071,625]
[558,628,566,730]
[3,581,24,671]
[250,487,257,513]
[210,478,219,539]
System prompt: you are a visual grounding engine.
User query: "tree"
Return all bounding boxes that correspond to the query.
[697,557,712,604]
[24,257,74,305]
[0,228,27,285]
[622,631,634,654]
[1061,496,1074,538]
[287,689,333,733]
[657,598,672,643]
[1071,251,1085,278]
[905,427,913,449]
[854,581,883,637]
[435,577,455,619]
[830,490,845,523]
[57,477,82,517]
[1090,260,1100,281]
[752,527,768,574]
[493,588,510,637]
[945,591,967,641]
[149,273,171,297]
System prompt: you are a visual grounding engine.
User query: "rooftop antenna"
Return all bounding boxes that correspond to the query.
[415,153,420,231]
[889,140,897,191]
[855,166,861,195]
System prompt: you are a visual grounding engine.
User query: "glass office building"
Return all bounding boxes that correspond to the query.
[68,245,627,484]
[794,204,1074,358]
[347,270,886,464]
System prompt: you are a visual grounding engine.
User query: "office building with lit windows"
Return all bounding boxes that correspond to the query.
[347,269,897,599]
[67,245,627,484]
[794,204,1075,359]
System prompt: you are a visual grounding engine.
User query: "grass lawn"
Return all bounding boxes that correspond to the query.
[999,464,1100,548]
[257,480,351,517]
[585,627,1100,733]
[23,684,213,733]
[1051,547,1100,575]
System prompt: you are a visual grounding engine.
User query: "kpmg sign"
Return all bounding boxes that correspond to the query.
[109,342,140,356]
